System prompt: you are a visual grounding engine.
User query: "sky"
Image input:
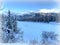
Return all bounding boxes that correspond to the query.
[0,0,60,13]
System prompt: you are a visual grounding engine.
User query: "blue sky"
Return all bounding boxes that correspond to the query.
[2,0,59,13]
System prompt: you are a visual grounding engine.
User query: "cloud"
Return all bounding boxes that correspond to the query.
[0,0,5,14]
[18,9,60,14]
[38,9,60,13]
[3,0,55,2]
[0,0,2,8]
[54,0,60,8]
[0,0,4,11]
[1,0,60,13]
[0,0,3,14]
[54,0,60,2]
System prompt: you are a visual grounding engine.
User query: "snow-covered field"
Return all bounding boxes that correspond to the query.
[0,43,29,45]
[17,21,60,41]
[0,21,60,45]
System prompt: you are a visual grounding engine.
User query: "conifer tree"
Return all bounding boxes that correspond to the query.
[2,10,24,43]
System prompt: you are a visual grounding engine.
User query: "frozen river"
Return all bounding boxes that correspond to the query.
[17,21,60,41]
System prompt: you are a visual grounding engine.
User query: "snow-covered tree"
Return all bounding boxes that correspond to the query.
[29,39,38,45]
[41,31,58,45]
[2,10,24,43]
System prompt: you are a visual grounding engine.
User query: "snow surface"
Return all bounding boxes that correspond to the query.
[0,21,60,45]
[17,21,60,41]
[0,43,29,45]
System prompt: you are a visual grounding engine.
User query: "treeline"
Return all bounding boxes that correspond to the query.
[2,10,58,23]
[17,13,58,23]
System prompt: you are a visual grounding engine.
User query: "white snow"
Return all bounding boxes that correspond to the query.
[17,21,60,42]
[0,43,29,45]
[0,20,60,45]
